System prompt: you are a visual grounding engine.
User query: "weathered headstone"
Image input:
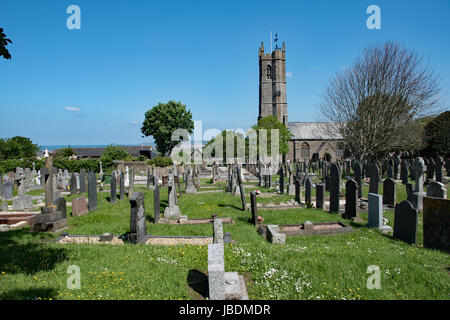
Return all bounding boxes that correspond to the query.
[435,156,444,183]
[236,167,246,211]
[79,169,86,193]
[368,193,383,228]
[400,161,408,185]
[128,168,134,196]
[12,195,33,211]
[87,170,98,211]
[119,171,125,200]
[407,157,426,211]
[70,173,77,195]
[72,196,88,216]
[393,200,418,245]
[1,181,13,200]
[153,182,160,223]
[163,174,181,219]
[426,158,435,182]
[129,191,148,244]
[110,172,116,203]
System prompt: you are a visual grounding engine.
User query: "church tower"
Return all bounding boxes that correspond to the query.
[258,35,288,124]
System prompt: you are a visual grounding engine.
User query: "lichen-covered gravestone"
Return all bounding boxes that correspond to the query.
[129,191,148,244]
[87,170,97,211]
[72,196,88,216]
[407,157,426,211]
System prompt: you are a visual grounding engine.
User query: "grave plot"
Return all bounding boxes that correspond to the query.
[258,221,353,244]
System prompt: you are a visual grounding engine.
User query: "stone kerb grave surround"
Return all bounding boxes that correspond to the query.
[208,218,248,300]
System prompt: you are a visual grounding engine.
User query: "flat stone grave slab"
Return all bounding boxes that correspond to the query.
[246,200,303,210]
[57,234,213,246]
[280,222,353,237]
[158,217,233,225]
[0,212,39,225]
[259,221,353,239]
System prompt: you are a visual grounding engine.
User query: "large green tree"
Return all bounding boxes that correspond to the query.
[54,147,76,158]
[251,116,292,157]
[0,136,39,160]
[0,27,12,60]
[422,111,450,157]
[204,130,246,163]
[141,101,194,156]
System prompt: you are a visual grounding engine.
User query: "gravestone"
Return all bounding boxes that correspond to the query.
[368,193,383,228]
[163,174,181,219]
[79,169,86,193]
[329,163,340,213]
[316,183,325,210]
[426,181,447,199]
[31,156,67,232]
[394,155,401,180]
[128,168,134,196]
[1,181,13,200]
[12,195,33,211]
[70,173,77,196]
[236,167,246,211]
[400,161,408,185]
[393,200,418,245]
[353,161,362,198]
[435,156,444,183]
[279,166,284,194]
[407,157,426,211]
[87,171,98,211]
[129,191,148,244]
[294,178,301,204]
[304,177,312,204]
[423,197,450,253]
[153,182,160,223]
[343,179,358,219]
[110,172,116,203]
[426,158,435,182]
[250,191,257,226]
[383,178,396,206]
[0,202,8,211]
[185,168,197,194]
[369,163,380,194]
[147,170,152,189]
[367,193,392,232]
[72,196,88,216]
[119,171,125,200]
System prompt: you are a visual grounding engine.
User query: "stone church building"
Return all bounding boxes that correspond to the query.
[258,39,343,163]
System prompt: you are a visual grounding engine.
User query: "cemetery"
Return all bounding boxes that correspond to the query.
[0,157,449,300]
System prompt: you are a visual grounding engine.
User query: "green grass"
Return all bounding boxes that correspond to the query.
[0,179,449,300]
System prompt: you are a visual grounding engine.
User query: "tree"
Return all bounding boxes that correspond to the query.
[204,130,246,163]
[0,28,12,60]
[422,111,450,157]
[0,136,39,160]
[100,145,131,169]
[251,116,292,157]
[55,147,75,158]
[141,101,194,156]
[319,41,441,160]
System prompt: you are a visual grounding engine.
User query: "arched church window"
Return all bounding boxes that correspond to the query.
[301,142,310,159]
[266,65,272,79]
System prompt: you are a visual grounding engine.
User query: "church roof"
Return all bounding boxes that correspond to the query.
[287,122,343,140]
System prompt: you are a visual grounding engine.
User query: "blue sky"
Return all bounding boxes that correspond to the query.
[1,0,449,146]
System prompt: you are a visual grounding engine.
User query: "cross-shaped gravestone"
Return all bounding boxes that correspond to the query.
[411,157,425,193]
[40,157,58,208]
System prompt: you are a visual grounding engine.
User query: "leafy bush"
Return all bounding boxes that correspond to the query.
[0,158,44,173]
[146,156,173,167]
[53,158,100,172]
[100,145,131,169]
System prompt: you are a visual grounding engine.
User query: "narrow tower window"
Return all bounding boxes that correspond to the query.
[266,65,272,79]
[301,142,310,159]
